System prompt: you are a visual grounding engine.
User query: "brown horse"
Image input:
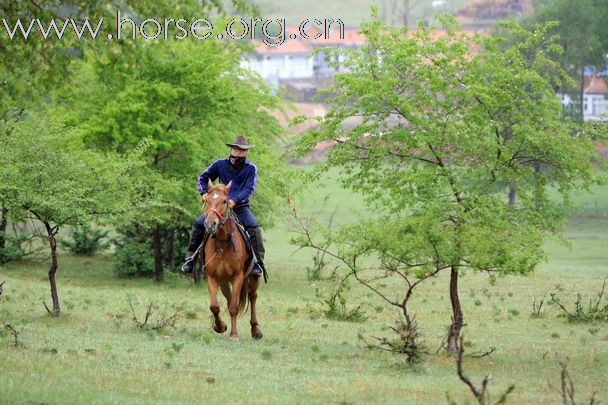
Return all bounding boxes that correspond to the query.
[202,180,263,341]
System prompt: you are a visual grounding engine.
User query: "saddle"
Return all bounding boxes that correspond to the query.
[198,216,254,273]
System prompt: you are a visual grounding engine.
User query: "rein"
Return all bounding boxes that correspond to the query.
[205,199,232,227]
[205,197,235,249]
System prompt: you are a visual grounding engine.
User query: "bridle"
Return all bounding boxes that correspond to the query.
[205,191,232,226]
[204,192,234,245]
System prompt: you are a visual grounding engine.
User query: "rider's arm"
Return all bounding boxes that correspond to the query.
[197,160,220,195]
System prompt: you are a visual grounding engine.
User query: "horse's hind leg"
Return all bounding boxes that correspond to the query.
[207,277,227,334]
[249,275,263,340]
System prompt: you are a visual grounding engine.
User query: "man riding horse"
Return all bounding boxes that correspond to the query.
[181,135,266,277]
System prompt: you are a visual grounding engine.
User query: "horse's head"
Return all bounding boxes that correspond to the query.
[204,179,232,236]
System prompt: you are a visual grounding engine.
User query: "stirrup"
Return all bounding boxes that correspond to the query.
[252,262,263,277]
[181,255,195,273]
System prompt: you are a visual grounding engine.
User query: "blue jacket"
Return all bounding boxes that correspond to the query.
[197,158,258,207]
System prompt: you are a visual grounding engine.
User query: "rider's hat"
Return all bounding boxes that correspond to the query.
[226,135,254,150]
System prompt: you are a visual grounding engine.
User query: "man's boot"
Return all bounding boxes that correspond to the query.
[247,227,266,277]
[181,226,206,273]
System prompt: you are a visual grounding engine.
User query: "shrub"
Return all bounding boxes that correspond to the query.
[112,227,154,277]
[361,316,427,365]
[61,225,110,256]
[317,274,367,322]
[550,280,608,322]
[0,231,33,263]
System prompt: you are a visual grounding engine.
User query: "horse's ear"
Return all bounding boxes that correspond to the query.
[207,179,214,190]
[226,180,232,193]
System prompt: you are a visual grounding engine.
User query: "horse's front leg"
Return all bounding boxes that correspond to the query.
[207,276,227,334]
[219,281,231,307]
[248,274,263,339]
[228,274,244,341]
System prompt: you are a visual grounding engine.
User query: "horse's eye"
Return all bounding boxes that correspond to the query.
[223,200,227,204]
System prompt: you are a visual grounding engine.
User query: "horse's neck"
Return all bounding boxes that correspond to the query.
[214,221,234,241]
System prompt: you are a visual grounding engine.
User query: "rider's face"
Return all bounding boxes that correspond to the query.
[231,147,248,157]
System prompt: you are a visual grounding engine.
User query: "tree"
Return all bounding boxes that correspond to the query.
[296,15,604,352]
[526,0,608,121]
[60,33,288,281]
[1,0,277,275]
[0,116,139,314]
[0,0,86,255]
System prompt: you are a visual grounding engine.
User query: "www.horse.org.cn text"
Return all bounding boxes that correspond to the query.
[1,11,346,46]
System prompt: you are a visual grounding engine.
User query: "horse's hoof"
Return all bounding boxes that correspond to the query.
[229,335,240,342]
[214,322,227,334]
[252,329,263,340]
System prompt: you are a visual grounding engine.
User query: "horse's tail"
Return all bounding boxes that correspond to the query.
[238,276,250,316]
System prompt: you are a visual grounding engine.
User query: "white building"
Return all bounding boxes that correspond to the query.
[583,75,608,121]
[560,76,608,121]
[243,40,314,81]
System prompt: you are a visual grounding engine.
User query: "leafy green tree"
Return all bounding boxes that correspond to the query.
[296,15,604,352]
[0,0,84,253]
[526,0,608,121]
[61,36,287,281]
[0,116,139,314]
[1,0,271,270]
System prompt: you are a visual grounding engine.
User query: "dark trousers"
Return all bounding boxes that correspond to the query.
[193,206,258,230]
[186,205,266,275]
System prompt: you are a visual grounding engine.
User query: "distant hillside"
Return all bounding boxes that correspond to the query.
[253,0,491,27]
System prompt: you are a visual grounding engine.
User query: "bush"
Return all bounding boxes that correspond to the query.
[316,274,367,323]
[61,225,110,256]
[112,227,154,277]
[164,226,191,272]
[360,317,427,366]
[112,225,191,277]
[550,283,608,323]
[0,231,30,263]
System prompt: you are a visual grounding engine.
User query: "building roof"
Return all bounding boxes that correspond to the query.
[252,25,483,55]
[584,76,608,94]
[252,39,313,55]
[305,27,367,46]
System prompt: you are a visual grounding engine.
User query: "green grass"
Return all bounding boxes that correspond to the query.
[1,175,607,404]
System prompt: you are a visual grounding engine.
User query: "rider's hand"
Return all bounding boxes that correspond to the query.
[201,194,208,203]
[228,199,236,208]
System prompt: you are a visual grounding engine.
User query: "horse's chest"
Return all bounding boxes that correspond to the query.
[205,250,242,278]
[207,260,240,277]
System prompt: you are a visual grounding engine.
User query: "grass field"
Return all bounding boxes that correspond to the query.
[1,171,607,404]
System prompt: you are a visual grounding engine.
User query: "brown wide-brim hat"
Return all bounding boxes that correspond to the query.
[226,135,254,150]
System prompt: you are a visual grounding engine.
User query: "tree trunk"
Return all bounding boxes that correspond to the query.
[44,222,61,315]
[193,255,202,285]
[166,228,175,272]
[403,0,410,26]
[508,186,516,208]
[0,204,7,251]
[153,224,164,282]
[579,66,585,123]
[447,266,463,353]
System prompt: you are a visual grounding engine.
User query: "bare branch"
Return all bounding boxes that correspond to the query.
[128,297,153,329]
[42,301,57,316]
[455,335,515,405]
[3,323,21,346]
